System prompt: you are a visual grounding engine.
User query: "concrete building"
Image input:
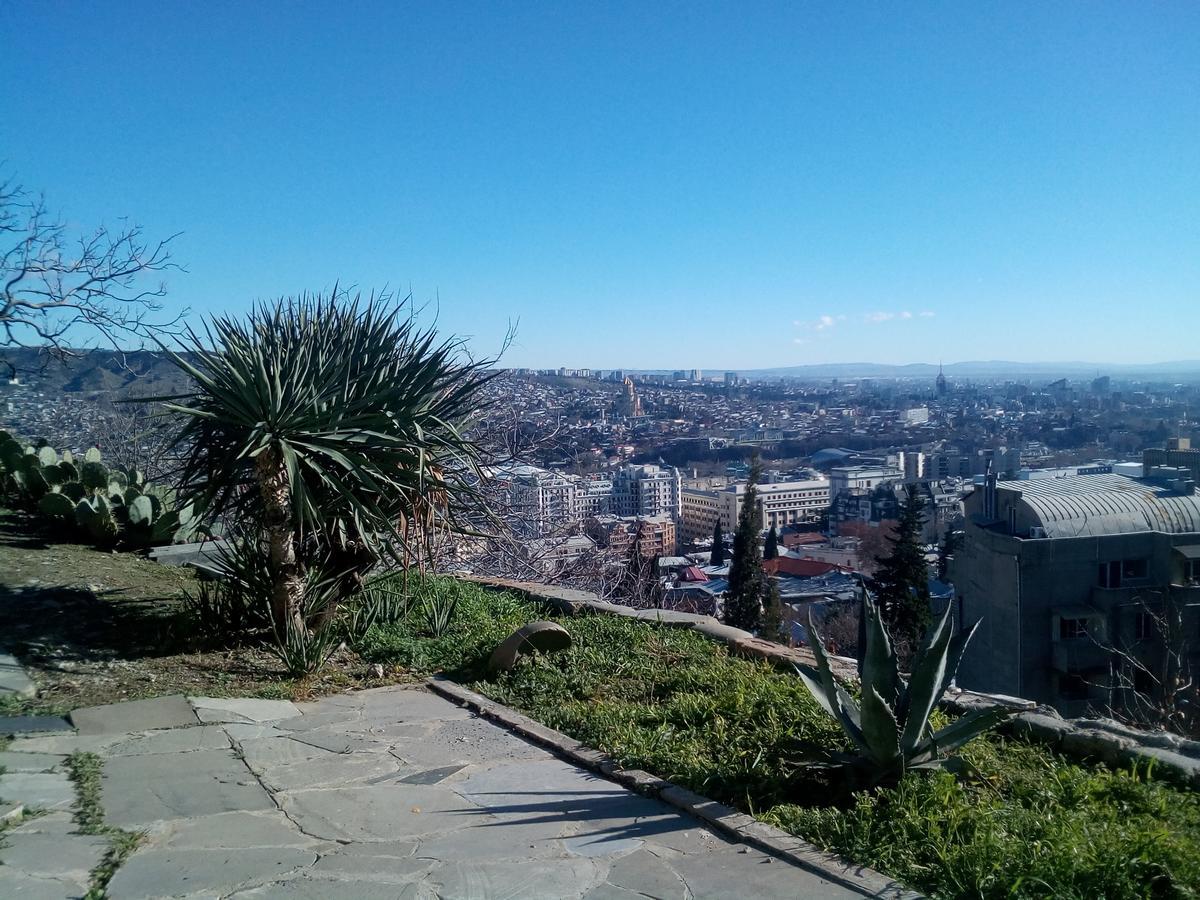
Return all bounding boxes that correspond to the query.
[611,464,682,521]
[680,478,830,544]
[585,514,677,558]
[490,464,581,537]
[952,470,1200,717]
[1144,438,1200,483]
[829,465,903,498]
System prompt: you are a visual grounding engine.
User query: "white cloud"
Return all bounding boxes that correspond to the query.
[900,310,913,319]
[919,310,936,318]
[866,311,895,323]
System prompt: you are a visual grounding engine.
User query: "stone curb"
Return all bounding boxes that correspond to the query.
[426,676,920,900]
[465,576,1200,791]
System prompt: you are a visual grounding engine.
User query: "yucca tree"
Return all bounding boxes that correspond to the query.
[797,592,1011,785]
[159,289,495,637]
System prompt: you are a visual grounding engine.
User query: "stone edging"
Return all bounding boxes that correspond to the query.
[464,575,1200,791]
[426,675,920,900]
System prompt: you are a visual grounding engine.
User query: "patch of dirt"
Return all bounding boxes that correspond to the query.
[0,511,409,715]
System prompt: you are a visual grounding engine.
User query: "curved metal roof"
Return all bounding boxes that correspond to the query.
[1001,474,1200,538]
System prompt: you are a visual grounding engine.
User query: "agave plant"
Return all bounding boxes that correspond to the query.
[156,289,496,646]
[797,592,1011,785]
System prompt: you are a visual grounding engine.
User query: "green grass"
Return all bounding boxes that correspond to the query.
[357,576,1200,900]
[65,752,144,899]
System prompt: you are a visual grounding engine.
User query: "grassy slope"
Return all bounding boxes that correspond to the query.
[0,510,366,713]
[357,577,1200,900]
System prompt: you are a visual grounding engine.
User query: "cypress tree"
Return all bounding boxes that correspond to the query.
[873,483,931,651]
[764,524,779,560]
[760,576,787,644]
[724,456,765,631]
[710,519,726,566]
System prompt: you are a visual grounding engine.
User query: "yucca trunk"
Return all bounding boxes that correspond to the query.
[256,448,307,636]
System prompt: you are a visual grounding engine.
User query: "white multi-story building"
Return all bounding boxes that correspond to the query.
[829,465,903,499]
[611,464,682,521]
[680,477,830,544]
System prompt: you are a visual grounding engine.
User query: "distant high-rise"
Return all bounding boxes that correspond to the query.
[689,369,703,382]
[936,362,948,397]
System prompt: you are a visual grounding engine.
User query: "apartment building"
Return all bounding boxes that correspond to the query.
[952,468,1200,717]
[680,478,830,544]
[611,464,682,521]
[585,514,677,558]
[828,465,903,498]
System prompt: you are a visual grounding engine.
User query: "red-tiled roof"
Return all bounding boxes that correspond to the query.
[680,566,709,582]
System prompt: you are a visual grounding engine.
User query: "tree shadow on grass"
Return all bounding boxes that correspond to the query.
[0,582,190,666]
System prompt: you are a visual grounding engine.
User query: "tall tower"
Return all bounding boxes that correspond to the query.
[936,362,947,397]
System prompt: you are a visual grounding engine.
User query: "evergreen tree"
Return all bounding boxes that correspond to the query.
[764,524,779,560]
[724,456,765,631]
[936,527,962,582]
[760,576,787,644]
[710,519,726,566]
[873,484,931,652]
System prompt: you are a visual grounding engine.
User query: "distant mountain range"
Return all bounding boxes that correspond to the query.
[631,360,1200,380]
[0,348,191,397]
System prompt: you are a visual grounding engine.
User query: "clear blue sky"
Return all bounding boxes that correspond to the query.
[3,2,1197,370]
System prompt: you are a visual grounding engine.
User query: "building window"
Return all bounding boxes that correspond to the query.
[1135,611,1156,642]
[1059,617,1090,640]
[1122,559,1148,582]
[1058,673,1089,701]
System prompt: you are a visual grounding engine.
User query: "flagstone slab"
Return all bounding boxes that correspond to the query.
[7,811,77,835]
[233,876,423,899]
[0,772,76,809]
[106,846,316,899]
[0,830,110,882]
[191,697,302,724]
[102,748,275,828]
[0,750,67,772]
[276,784,482,842]
[0,866,87,900]
[431,857,606,900]
[0,715,72,737]
[141,810,325,850]
[5,732,116,754]
[0,652,36,698]
[71,694,198,734]
[105,724,231,756]
[255,750,404,792]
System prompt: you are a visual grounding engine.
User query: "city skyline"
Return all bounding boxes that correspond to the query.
[3,2,1198,369]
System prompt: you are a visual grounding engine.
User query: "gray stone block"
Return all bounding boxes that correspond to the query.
[0,715,72,736]
[277,784,481,842]
[0,830,109,882]
[0,652,36,699]
[106,846,316,899]
[71,694,198,734]
[102,749,275,828]
[0,772,76,809]
[105,725,231,756]
[191,697,302,724]
[0,750,67,772]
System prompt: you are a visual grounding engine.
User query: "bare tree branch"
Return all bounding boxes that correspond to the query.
[0,173,187,378]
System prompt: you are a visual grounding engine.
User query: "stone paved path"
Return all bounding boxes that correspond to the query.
[0,687,871,899]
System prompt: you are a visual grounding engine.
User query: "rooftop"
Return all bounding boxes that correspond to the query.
[1000,474,1200,538]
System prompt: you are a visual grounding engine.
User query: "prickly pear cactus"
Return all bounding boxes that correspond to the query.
[38,492,77,526]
